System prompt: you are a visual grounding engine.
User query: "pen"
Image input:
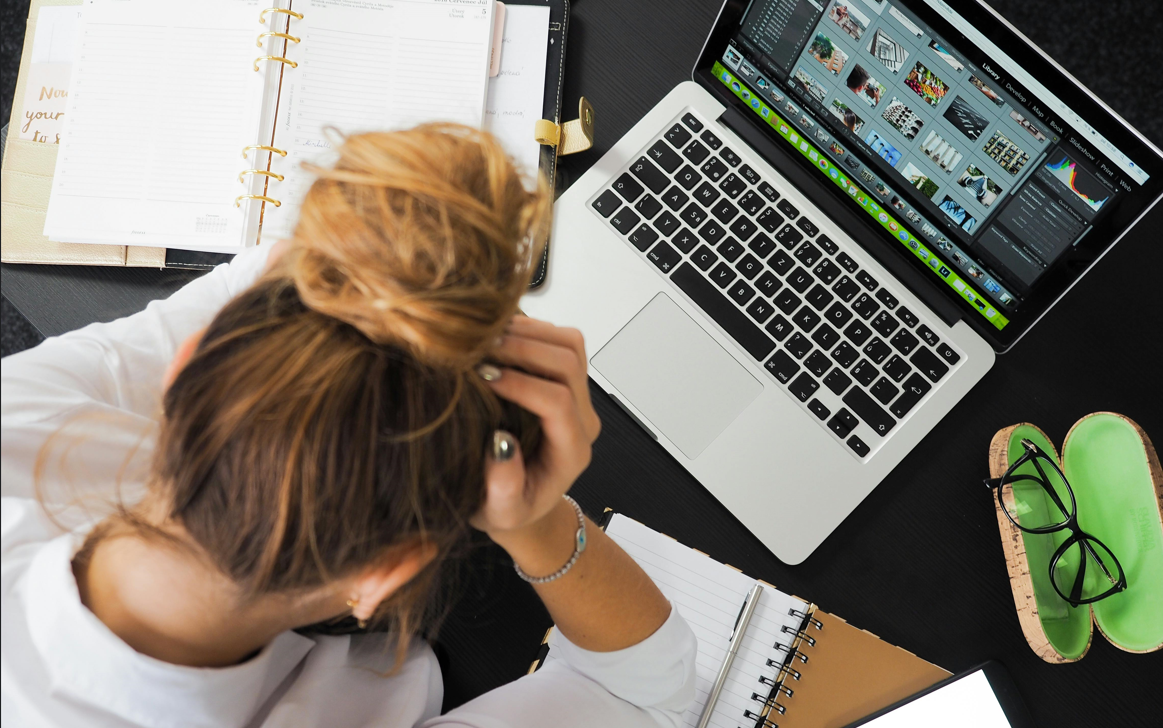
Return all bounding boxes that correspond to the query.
[695,583,764,728]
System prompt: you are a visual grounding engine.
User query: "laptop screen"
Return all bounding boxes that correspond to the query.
[696,0,1162,348]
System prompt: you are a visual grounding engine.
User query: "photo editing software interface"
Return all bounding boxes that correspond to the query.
[715,0,1151,330]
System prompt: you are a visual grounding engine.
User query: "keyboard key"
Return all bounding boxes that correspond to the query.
[787,267,814,293]
[681,112,704,132]
[700,129,722,149]
[701,157,728,182]
[672,263,775,361]
[672,228,699,254]
[635,194,662,219]
[718,238,745,262]
[824,368,852,395]
[739,191,765,215]
[647,140,683,172]
[628,224,659,251]
[777,199,800,219]
[832,341,859,368]
[808,398,831,420]
[768,250,795,275]
[843,388,896,436]
[805,351,831,377]
[805,284,834,311]
[712,199,740,223]
[794,241,822,267]
[720,148,741,167]
[797,217,820,237]
[735,254,762,280]
[647,241,681,273]
[764,350,800,383]
[774,289,801,314]
[592,190,621,217]
[916,324,940,348]
[851,359,877,386]
[765,315,793,341]
[847,436,870,457]
[691,244,718,270]
[728,279,755,305]
[655,211,681,236]
[817,234,838,255]
[836,251,859,273]
[710,262,736,288]
[682,139,710,164]
[629,157,670,194]
[911,346,950,383]
[852,293,879,320]
[890,329,919,355]
[863,337,891,364]
[610,207,640,234]
[883,354,911,382]
[729,216,757,241]
[758,181,779,202]
[896,306,919,328]
[870,377,899,405]
[844,321,872,346]
[855,270,879,291]
[698,220,727,244]
[681,203,707,228]
[824,302,853,328]
[719,173,747,198]
[740,164,761,185]
[756,271,782,297]
[789,372,820,402]
[875,288,899,309]
[675,165,702,190]
[832,276,860,302]
[776,224,805,249]
[694,182,720,206]
[661,186,689,210]
[891,374,932,418]
[813,259,841,285]
[870,310,900,338]
[747,298,775,324]
[665,123,692,148]
[937,343,961,365]
[811,323,840,350]
[792,306,821,332]
[828,409,858,438]
[786,333,812,359]
[613,173,644,202]
[748,232,776,258]
[757,208,785,233]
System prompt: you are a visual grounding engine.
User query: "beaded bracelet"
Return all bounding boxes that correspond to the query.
[513,495,588,584]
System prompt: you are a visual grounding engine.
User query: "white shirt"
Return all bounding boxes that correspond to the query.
[1,247,698,728]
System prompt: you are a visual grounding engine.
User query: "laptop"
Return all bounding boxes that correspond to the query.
[523,0,1163,563]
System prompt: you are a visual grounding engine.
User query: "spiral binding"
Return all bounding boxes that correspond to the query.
[751,692,787,715]
[743,709,779,728]
[740,606,824,728]
[789,608,824,631]
[781,624,817,647]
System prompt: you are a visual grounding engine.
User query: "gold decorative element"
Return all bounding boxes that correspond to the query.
[241,145,287,158]
[260,8,304,23]
[235,194,281,208]
[253,55,297,72]
[535,97,595,156]
[256,31,301,47]
[238,169,285,183]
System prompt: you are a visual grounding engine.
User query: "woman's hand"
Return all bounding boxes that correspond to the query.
[471,316,601,543]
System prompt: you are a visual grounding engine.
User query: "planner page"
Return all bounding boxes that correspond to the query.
[262,0,495,240]
[44,0,270,252]
[482,3,550,185]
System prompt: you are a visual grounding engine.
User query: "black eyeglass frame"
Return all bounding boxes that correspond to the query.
[985,439,1127,607]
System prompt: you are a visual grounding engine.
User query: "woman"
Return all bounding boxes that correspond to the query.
[1,125,697,727]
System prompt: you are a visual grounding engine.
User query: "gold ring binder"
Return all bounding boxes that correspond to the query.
[235,194,282,208]
[238,169,285,183]
[256,31,301,47]
[259,8,304,23]
[254,55,297,71]
[241,145,287,158]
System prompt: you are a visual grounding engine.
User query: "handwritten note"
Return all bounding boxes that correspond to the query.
[19,5,82,143]
[483,4,550,185]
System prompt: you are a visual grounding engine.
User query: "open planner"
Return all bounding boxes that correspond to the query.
[536,514,950,728]
[42,0,501,253]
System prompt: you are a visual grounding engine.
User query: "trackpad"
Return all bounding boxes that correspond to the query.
[591,293,762,459]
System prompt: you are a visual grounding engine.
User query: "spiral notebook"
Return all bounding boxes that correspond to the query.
[532,514,949,728]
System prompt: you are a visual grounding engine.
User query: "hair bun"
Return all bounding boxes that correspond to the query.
[284,124,550,368]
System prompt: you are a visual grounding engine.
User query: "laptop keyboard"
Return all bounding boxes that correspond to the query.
[589,110,963,459]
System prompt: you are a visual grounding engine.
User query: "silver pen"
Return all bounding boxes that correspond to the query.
[695,583,764,728]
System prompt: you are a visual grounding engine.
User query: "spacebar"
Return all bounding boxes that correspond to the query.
[671,263,775,361]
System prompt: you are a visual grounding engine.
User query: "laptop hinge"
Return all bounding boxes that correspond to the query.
[718,106,962,328]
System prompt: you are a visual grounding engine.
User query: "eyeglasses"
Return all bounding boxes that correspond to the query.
[985,439,1127,607]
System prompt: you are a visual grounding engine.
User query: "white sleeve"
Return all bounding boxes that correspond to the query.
[424,605,697,728]
[0,246,272,510]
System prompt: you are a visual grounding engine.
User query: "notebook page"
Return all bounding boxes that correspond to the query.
[482,4,550,185]
[262,0,494,240]
[44,0,269,251]
[605,516,810,728]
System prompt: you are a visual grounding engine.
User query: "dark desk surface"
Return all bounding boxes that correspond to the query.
[4,0,1162,724]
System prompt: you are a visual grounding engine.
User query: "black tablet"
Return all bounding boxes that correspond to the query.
[843,662,1036,728]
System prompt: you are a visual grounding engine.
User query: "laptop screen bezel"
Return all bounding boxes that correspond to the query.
[692,0,1163,352]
